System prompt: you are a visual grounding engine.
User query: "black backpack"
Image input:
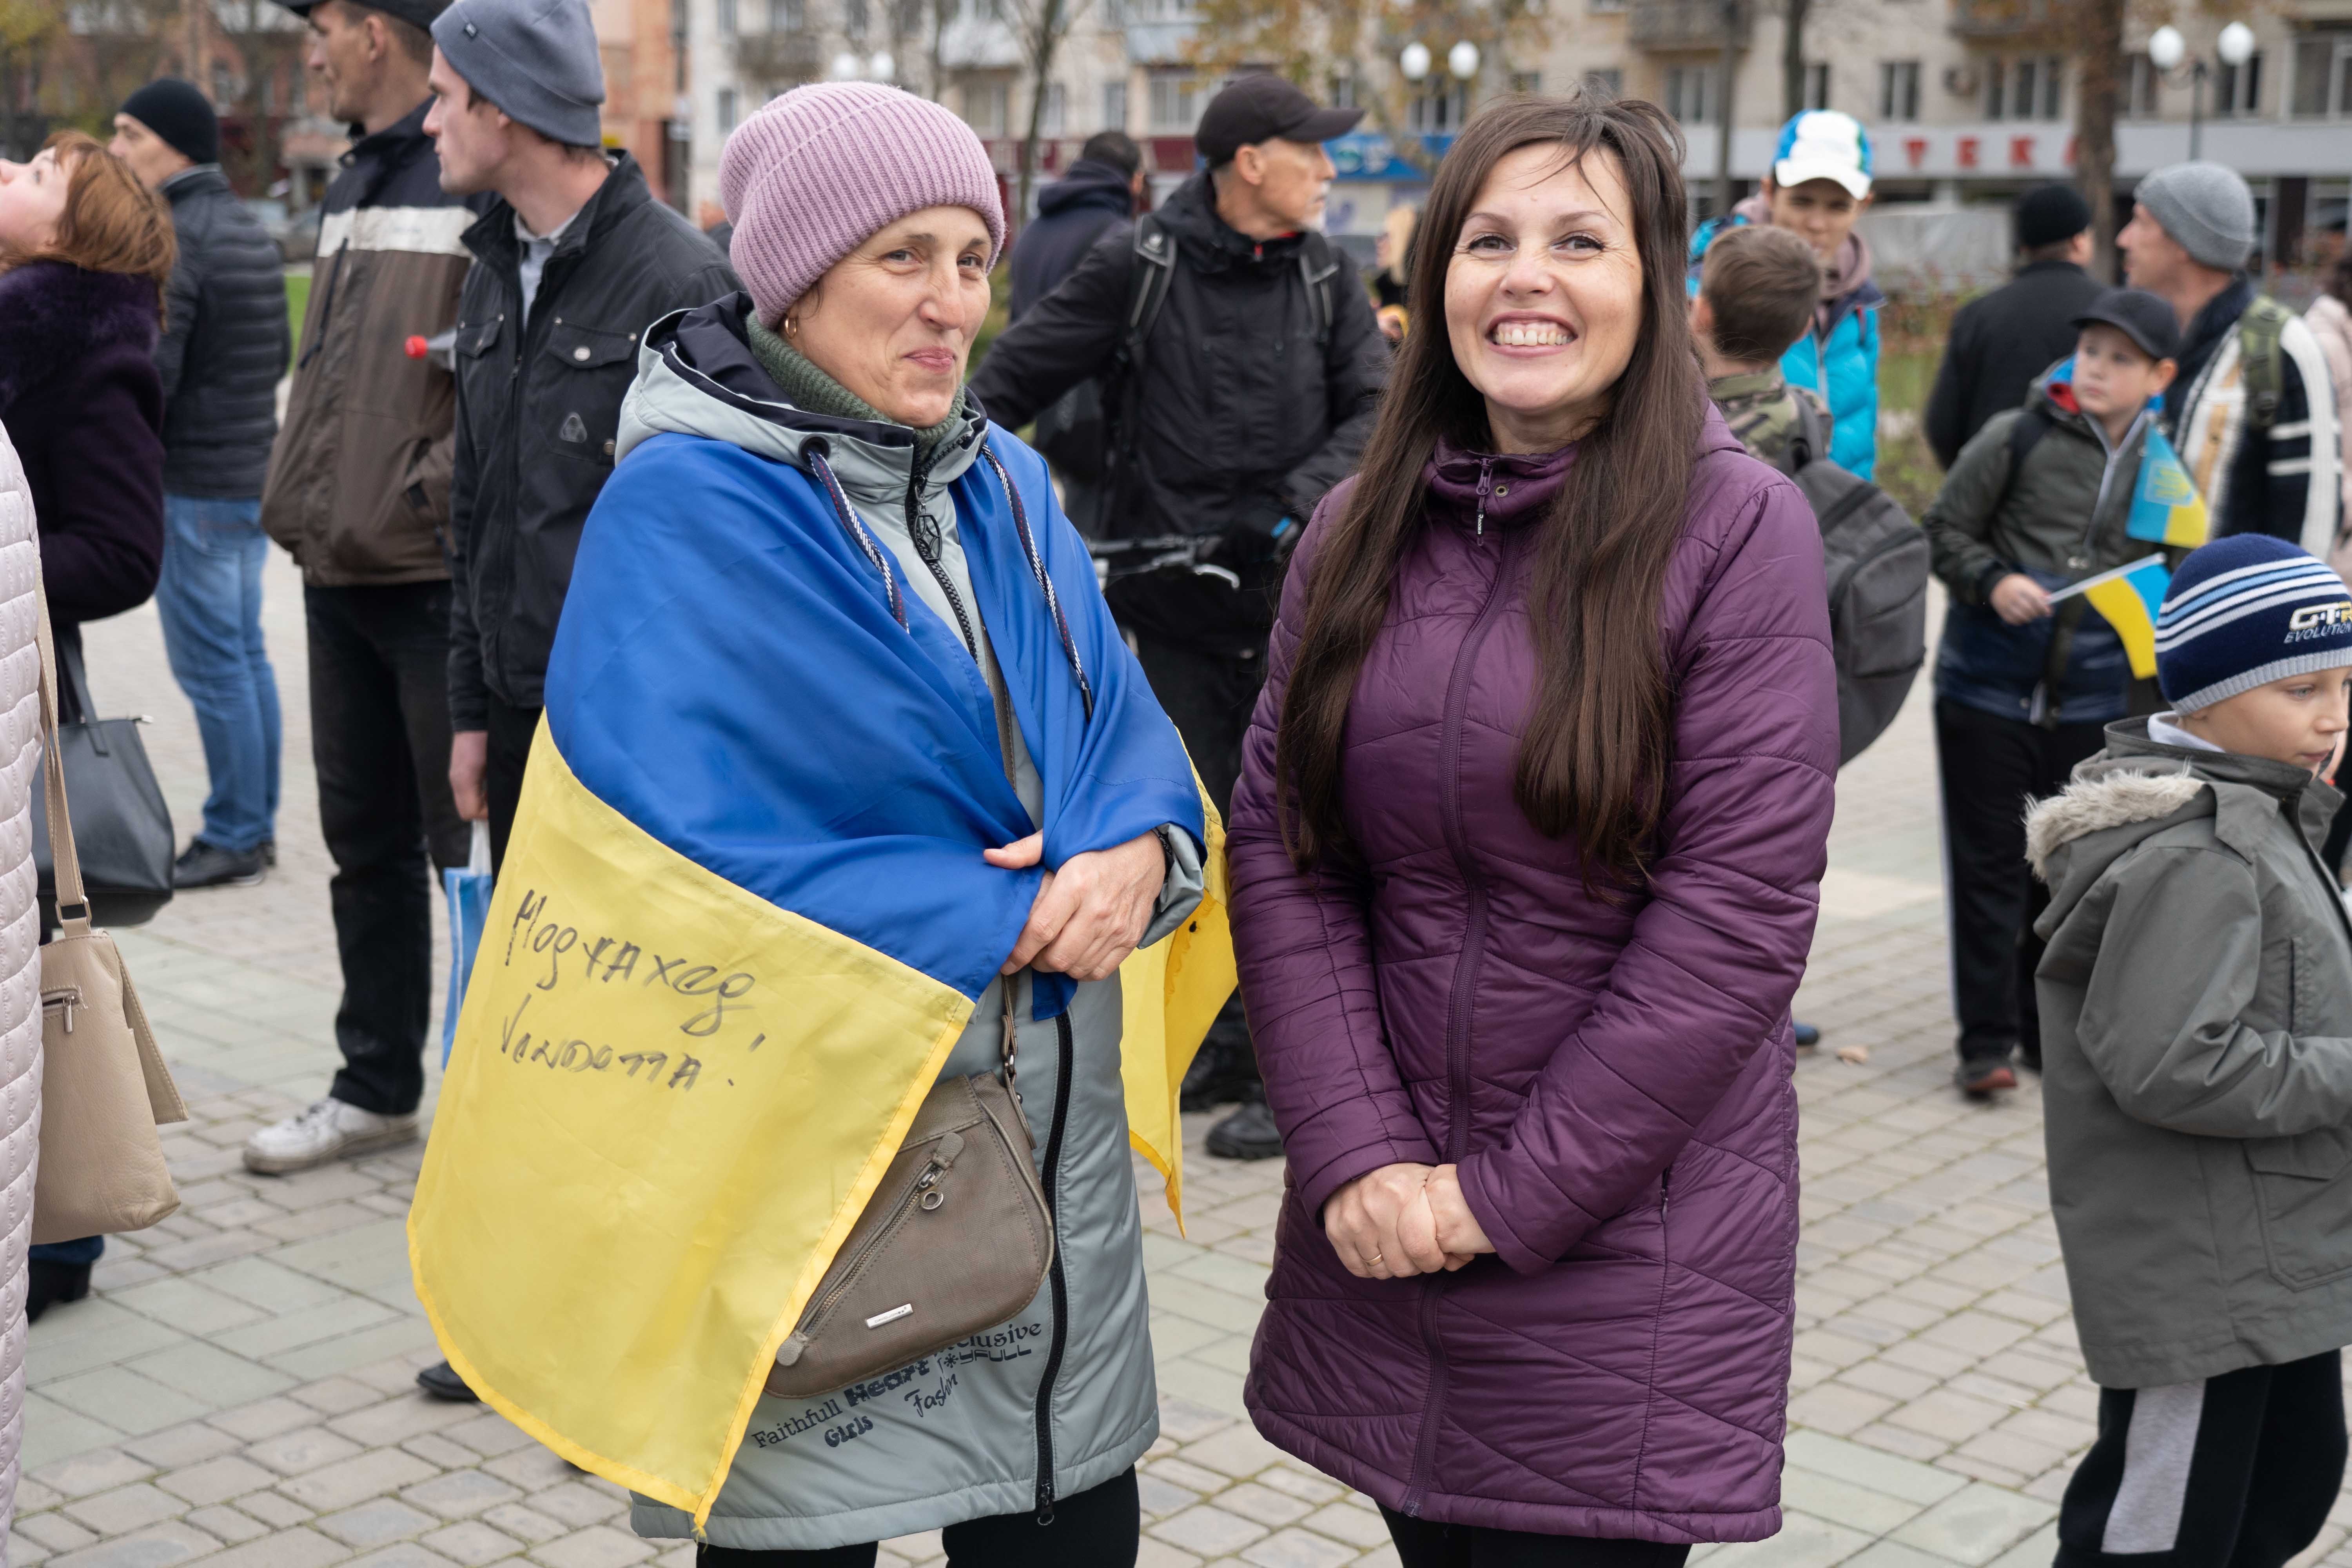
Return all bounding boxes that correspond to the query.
[1781,397,1931,766]
[1030,216,1342,498]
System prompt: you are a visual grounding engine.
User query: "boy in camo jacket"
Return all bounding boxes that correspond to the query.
[1692,223,1831,474]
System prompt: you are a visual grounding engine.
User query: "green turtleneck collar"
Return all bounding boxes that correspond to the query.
[745,318,968,461]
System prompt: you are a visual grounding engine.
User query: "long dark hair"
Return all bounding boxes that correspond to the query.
[1274,92,1705,883]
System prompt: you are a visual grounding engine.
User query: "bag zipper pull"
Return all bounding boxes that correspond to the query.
[41,985,79,1034]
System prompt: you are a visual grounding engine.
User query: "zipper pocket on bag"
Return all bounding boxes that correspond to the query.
[42,985,83,1033]
[776,1131,966,1365]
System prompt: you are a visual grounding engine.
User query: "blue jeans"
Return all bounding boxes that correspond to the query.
[157,496,281,854]
[29,1236,101,1265]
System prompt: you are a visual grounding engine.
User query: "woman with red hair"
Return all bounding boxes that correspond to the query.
[0,129,174,1320]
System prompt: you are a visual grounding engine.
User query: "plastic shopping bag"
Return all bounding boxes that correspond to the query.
[441,819,494,1067]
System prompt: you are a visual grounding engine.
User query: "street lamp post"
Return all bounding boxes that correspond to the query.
[2147,20,2256,161]
[1399,38,1480,134]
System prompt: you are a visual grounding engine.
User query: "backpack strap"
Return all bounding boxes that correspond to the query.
[2008,408,2054,470]
[1298,231,1341,351]
[2238,295,2293,432]
[1786,391,1831,477]
[1120,215,1177,372]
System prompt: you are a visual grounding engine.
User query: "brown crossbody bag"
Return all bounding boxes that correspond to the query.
[764,666,1056,1399]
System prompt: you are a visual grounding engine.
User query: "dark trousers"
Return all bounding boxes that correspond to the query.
[1381,1510,1693,1568]
[483,693,540,875]
[1935,699,2107,1065]
[1132,633,1266,1058]
[2057,1351,2345,1568]
[309,583,470,1117]
[694,1468,1137,1567]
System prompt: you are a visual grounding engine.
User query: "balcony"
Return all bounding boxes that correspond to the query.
[1948,0,2062,40]
[731,31,824,85]
[1628,0,1752,53]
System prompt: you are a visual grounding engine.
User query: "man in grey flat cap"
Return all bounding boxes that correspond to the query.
[2122,161,2339,555]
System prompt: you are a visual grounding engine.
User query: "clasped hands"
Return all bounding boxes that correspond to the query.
[1324,1162,1496,1280]
[984,829,1163,983]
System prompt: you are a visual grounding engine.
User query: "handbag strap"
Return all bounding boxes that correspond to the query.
[29,550,92,935]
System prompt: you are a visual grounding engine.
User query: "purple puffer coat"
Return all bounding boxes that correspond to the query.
[1230,407,1838,1543]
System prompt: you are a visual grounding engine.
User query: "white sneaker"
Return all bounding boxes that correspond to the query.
[243,1098,419,1174]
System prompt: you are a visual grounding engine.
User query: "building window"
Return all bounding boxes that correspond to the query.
[768,0,801,28]
[1877,59,1919,120]
[2292,33,2352,117]
[844,0,867,34]
[1590,0,1627,13]
[1988,54,2062,120]
[1040,81,1066,134]
[1664,63,1715,123]
[2124,52,2161,116]
[716,0,735,33]
[965,77,1009,134]
[1409,84,1468,131]
[1102,80,1127,131]
[2218,49,2263,116]
[1510,70,1542,94]
[1802,62,1829,109]
[1584,67,1622,97]
[717,87,738,133]
[1148,69,1200,131]
[1329,66,1357,107]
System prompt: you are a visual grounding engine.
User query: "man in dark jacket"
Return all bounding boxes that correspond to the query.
[111,80,293,891]
[1008,131,1142,319]
[246,0,483,1186]
[1924,184,2102,468]
[426,0,736,873]
[970,73,1388,1158]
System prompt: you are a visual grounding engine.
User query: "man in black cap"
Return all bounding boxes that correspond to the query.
[110,80,292,891]
[246,0,483,1210]
[1925,183,2104,468]
[971,72,1390,1160]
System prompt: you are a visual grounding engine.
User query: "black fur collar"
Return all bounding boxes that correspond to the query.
[0,261,160,412]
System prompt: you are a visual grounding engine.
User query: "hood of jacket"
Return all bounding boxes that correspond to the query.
[2028,718,2340,921]
[0,262,158,413]
[617,293,987,510]
[1153,171,1308,276]
[1035,158,1135,219]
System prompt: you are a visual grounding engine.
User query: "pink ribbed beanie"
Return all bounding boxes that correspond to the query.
[720,82,1007,328]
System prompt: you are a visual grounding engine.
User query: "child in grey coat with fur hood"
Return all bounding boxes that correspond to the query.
[2029,533,2352,1568]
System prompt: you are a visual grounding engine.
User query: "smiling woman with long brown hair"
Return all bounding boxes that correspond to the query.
[1228,92,1839,1560]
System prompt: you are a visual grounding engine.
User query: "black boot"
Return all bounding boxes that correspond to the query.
[1181,1042,1258,1112]
[1205,1098,1284,1160]
[27,1258,90,1323]
[417,1360,481,1402]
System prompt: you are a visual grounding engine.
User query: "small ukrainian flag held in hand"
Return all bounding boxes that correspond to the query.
[2125,427,2210,548]
[2055,554,2172,680]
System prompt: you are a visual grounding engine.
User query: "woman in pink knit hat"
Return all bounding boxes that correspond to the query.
[582,82,1206,1566]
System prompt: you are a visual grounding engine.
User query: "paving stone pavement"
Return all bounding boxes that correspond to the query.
[15,564,2352,1568]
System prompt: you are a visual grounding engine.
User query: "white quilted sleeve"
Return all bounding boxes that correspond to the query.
[0,427,45,1541]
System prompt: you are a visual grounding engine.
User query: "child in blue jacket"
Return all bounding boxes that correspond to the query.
[1689,109,1884,479]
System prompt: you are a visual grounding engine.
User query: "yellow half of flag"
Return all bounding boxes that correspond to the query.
[408,723,1231,1532]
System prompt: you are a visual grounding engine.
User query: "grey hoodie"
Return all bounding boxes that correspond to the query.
[615,297,1204,1548]
[2029,718,2352,1388]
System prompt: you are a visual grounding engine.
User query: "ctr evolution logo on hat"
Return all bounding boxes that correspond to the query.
[1772,110,1873,199]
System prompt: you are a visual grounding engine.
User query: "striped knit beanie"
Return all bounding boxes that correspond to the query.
[2155,535,2352,712]
[719,83,1005,329]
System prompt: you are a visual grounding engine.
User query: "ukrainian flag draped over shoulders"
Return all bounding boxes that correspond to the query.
[408,423,1232,1528]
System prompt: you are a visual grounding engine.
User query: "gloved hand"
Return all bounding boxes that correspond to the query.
[1212,503,1302,572]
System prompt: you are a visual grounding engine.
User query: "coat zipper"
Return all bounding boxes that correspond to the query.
[1401,504,1520,1517]
[903,451,982,661]
[1032,1008,1076,1523]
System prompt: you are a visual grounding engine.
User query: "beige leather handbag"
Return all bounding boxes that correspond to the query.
[29,557,186,1245]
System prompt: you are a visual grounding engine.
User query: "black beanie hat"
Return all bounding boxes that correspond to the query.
[120,78,219,167]
[2016,183,2092,250]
